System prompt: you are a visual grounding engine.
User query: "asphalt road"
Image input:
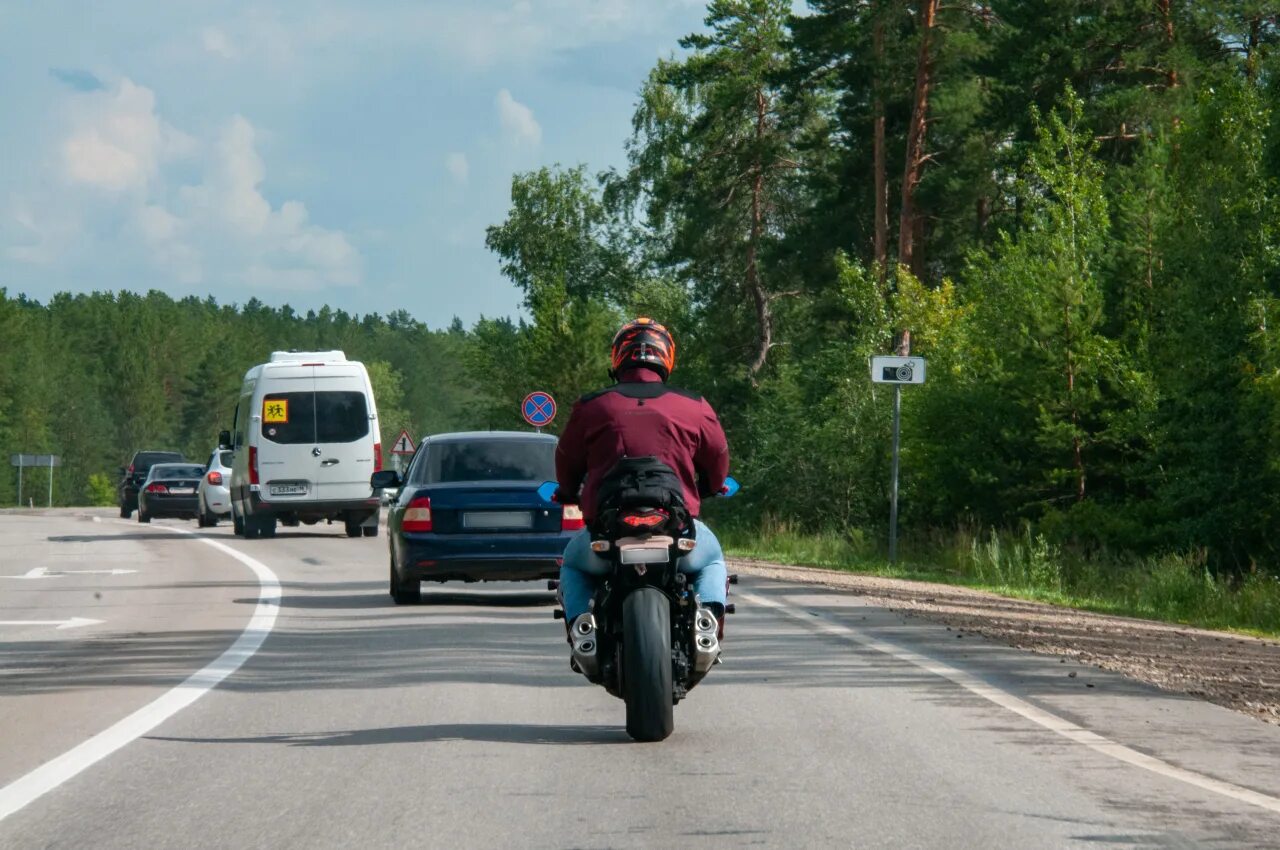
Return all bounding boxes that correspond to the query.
[2,509,1279,849]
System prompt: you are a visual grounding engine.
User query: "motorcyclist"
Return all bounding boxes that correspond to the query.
[555,317,731,640]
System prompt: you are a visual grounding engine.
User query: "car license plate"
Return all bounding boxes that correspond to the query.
[463,511,532,530]
[168,487,194,495]
[269,483,309,496]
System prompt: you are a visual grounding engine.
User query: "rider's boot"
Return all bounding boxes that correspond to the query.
[707,601,726,640]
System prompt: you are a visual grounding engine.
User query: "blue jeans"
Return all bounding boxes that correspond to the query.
[559,519,727,621]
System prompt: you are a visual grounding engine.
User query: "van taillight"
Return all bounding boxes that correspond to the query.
[249,446,259,485]
[403,497,432,532]
[562,504,585,531]
[374,443,382,472]
[207,471,223,486]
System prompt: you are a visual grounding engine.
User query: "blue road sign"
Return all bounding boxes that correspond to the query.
[522,391,557,428]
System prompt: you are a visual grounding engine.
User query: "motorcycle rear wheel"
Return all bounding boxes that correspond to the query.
[622,587,675,742]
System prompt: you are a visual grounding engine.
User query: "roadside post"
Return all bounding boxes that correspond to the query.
[389,429,416,474]
[521,391,557,433]
[870,357,926,564]
[10,454,62,508]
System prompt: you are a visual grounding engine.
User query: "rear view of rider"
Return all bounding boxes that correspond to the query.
[555,318,730,642]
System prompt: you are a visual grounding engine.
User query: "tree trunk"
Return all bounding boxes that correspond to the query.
[1157,0,1179,89]
[1246,16,1261,82]
[898,0,938,277]
[873,18,889,280]
[746,87,773,380]
[1065,302,1085,501]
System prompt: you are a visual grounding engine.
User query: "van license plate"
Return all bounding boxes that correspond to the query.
[269,483,309,496]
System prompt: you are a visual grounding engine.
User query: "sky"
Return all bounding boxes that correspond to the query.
[0,1,710,328]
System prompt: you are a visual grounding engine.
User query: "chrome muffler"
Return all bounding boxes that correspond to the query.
[692,607,721,674]
[569,613,600,680]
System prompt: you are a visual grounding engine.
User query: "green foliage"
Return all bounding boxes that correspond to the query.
[0,290,477,506]
[84,473,115,507]
[365,360,412,446]
[721,521,1280,636]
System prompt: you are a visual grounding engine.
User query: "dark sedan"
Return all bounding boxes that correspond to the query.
[137,463,206,523]
[118,450,186,518]
[372,431,579,604]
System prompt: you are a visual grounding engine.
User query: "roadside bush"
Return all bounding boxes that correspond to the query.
[722,520,1280,636]
[84,473,115,507]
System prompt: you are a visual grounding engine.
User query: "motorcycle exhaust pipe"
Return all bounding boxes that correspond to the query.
[570,613,600,680]
[692,608,721,674]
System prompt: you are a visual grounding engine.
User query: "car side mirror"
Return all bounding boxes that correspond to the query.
[371,469,402,490]
[218,430,232,450]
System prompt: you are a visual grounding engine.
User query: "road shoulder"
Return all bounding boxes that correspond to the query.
[731,558,1280,725]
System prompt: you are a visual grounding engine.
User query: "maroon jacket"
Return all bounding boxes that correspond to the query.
[556,369,730,522]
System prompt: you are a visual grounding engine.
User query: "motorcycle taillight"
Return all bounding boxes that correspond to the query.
[622,511,667,529]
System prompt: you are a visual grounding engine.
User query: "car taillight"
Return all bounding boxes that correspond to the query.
[373,443,382,472]
[403,497,432,532]
[207,471,223,486]
[145,483,168,494]
[562,504,585,531]
[127,465,135,475]
[621,512,665,528]
[249,446,259,485]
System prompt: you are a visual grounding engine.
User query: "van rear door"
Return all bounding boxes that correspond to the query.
[311,371,376,504]
[257,368,318,503]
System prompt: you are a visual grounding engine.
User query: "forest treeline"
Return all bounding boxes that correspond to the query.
[3,2,1279,574]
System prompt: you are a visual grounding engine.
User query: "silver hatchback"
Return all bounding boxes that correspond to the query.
[197,448,234,527]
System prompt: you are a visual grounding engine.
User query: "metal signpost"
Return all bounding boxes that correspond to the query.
[10,454,62,508]
[870,357,926,564]
[521,391,557,432]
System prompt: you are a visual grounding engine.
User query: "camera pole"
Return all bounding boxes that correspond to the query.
[889,383,902,564]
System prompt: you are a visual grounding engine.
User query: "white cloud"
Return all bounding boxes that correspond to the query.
[445,152,469,184]
[60,79,193,192]
[496,89,541,147]
[13,78,360,291]
[201,26,237,59]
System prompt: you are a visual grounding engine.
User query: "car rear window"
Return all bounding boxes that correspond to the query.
[261,391,369,444]
[134,452,184,469]
[154,465,205,479]
[218,451,233,467]
[419,439,556,484]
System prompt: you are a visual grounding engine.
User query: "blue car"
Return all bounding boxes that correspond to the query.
[372,431,582,604]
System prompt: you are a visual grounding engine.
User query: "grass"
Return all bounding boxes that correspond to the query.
[719,520,1280,638]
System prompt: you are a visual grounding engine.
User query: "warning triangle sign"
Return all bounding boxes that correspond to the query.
[390,429,416,455]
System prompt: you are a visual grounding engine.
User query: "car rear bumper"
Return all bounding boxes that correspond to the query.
[246,490,379,520]
[398,532,574,582]
[202,484,232,515]
[143,496,199,516]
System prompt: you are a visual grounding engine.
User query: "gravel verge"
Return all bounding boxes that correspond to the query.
[732,558,1280,725]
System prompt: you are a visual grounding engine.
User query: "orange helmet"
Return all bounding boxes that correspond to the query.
[610,317,676,380]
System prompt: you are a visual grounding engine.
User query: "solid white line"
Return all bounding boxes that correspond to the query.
[739,589,1280,816]
[0,526,280,823]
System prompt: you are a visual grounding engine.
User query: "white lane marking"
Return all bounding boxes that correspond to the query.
[740,589,1280,816]
[0,617,102,630]
[0,525,280,823]
[3,567,137,579]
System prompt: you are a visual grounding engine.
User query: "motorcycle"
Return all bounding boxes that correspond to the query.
[540,472,739,742]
